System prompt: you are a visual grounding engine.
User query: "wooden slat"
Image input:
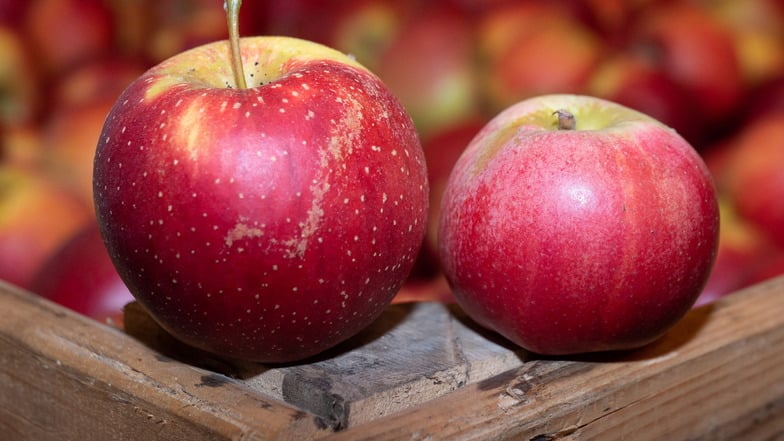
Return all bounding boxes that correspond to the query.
[323,276,784,440]
[0,280,329,441]
[1,276,783,440]
[123,300,528,430]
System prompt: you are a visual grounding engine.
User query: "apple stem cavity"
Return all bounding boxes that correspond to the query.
[225,0,247,89]
[553,109,576,130]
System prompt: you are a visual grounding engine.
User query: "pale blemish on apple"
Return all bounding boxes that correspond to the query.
[224,223,264,248]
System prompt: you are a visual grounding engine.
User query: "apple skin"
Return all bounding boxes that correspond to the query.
[438,94,719,355]
[93,36,428,363]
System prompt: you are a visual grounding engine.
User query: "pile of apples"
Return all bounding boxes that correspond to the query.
[1,0,783,326]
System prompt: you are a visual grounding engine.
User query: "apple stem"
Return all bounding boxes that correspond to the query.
[553,109,576,130]
[225,0,247,89]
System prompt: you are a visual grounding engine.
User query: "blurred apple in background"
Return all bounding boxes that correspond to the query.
[0,26,41,128]
[0,165,91,290]
[317,0,410,73]
[419,118,487,273]
[476,2,605,113]
[23,0,114,76]
[30,223,134,324]
[51,57,146,109]
[695,197,782,307]
[630,2,744,140]
[587,53,701,143]
[41,98,117,209]
[701,0,784,87]
[722,114,784,248]
[1,124,43,170]
[376,4,480,139]
[0,0,28,28]
[741,75,784,124]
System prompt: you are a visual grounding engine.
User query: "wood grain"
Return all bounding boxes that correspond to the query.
[123,300,528,430]
[0,280,329,441]
[322,276,784,440]
[1,275,783,440]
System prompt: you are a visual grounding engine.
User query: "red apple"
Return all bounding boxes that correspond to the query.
[438,94,719,355]
[51,57,147,109]
[375,4,480,139]
[24,0,114,75]
[41,97,116,209]
[30,223,134,324]
[318,0,410,73]
[695,197,780,307]
[0,26,41,127]
[1,123,44,169]
[0,165,92,290]
[93,35,428,363]
[704,0,784,87]
[420,118,487,270]
[587,52,705,145]
[722,114,784,248]
[631,3,744,124]
[476,3,605,113]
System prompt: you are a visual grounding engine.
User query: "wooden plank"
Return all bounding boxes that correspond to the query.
[123,299,528,430]
[322,275,784,440]
[2,275,783,440]
[0,280,329,441]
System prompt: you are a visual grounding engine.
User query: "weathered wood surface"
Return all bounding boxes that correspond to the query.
[0,280,329,441]
[1,276,783,440]
[123,299,527,429]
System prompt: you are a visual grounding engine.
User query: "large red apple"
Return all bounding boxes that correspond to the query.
[438,94,719,355]
[93,35,428,363]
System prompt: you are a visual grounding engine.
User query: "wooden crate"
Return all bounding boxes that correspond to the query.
[1,276,783,440]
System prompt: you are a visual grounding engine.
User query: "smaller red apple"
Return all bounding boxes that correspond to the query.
[439,94,719,355]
